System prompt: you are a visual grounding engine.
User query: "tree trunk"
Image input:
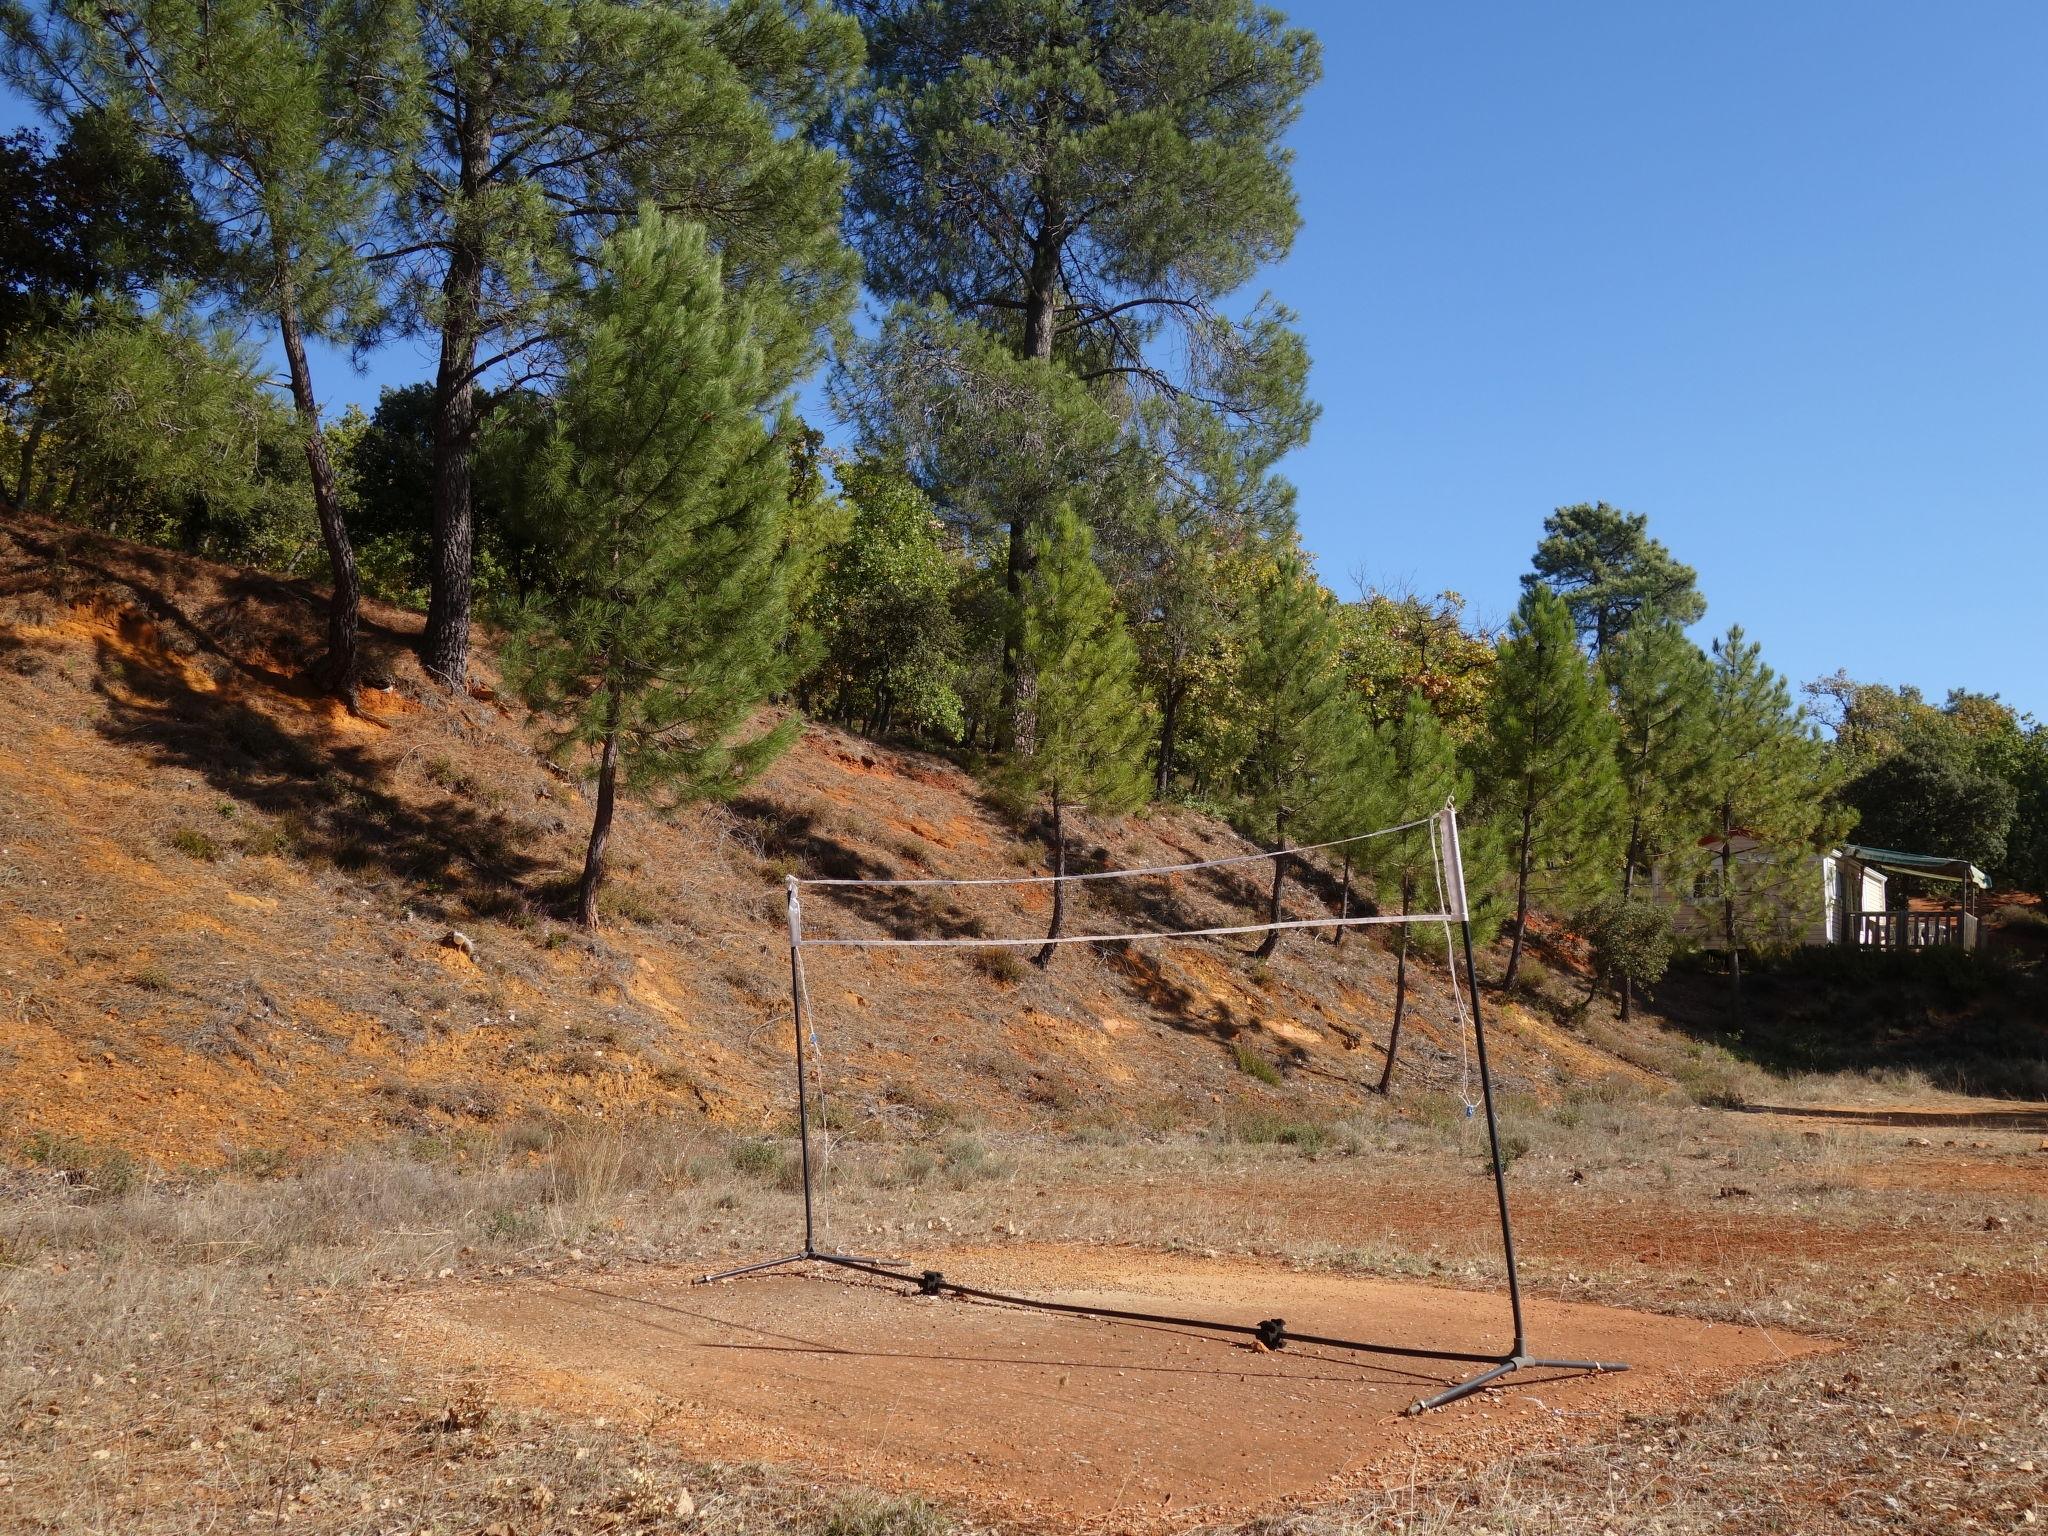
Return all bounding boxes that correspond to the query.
[272,248,360,705]
[1376,874,1412,1094]
[421,99,492,691]
[1721,819,1741,1022]
[1502,799,1535,988]
[1155,672,1182,798]
[1034,790,1066,967]
[1332,849,1351,947]
[577,705,623,928]
[14,412,45,507]
[1253,807,1289,961]
[997,237,1063,753]
[1618,850,1638,1020]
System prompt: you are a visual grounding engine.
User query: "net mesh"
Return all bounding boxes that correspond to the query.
[786,804,1478,1244]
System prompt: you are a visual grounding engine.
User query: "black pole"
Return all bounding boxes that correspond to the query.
[1459,914,1525,1357]
[788,876,817,1257]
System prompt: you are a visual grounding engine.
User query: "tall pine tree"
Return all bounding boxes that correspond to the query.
[501,208,799,927]
[1602,617,1715,1016]
[1525,501,1705,656]
[839,0,1319,747]
[1481,584,1621,989]
[1373,692,1467,1092]
[1300,690,1394,952]
[1234,555,1346,962]
[1704,626,1831,1013]
[1009,503,1151,966]
[387,0,859,689]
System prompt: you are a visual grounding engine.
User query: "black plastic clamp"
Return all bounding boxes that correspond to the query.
[918,1270,946,1296]
[1256,1317,1288,1350]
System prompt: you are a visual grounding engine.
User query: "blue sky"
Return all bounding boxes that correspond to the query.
[8,3,2043,717]
[1271,1,2045,717]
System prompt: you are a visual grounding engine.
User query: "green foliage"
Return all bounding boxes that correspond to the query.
[1809,674,2027,879]
[1480,584,1621,984]
[838,0,1321,747]
[1007,502,1150,960]
[1339,589,1497,738]
[391,0,861,682]
[1844,736,2017,875]
[1013,503,1152,816]
[0,107,213,353]
[1605,617,1717,890]
[803,460,969,741]
[168,825,223,862]
[1232,555,1347,836]
[1231,1040,1283,1087]
[500,209,800,921]
[1525,501,1706,655]
[8,297,316,563]
[844,0,1319,372]
[1579,893,1677,997]
[1702,626,1836,968]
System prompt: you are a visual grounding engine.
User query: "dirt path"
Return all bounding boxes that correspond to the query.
[396,1246,1832,1533]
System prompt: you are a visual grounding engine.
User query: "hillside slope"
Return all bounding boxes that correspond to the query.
[0,514,1665,1169]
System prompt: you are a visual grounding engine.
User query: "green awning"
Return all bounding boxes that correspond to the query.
[1839,843,1990,888]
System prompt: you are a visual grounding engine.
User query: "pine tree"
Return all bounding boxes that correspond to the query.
[1372,693,1469,1092]
[1525,501,1705,656]
[1300,694,1393,953]
[840,0,1320,748]
[1704,626,1831,1013]
[1602,618,1715,1016]
[501,209,799,927]
[8,0,418,701]
[1008,503,1151,965]
[390,0,860,689]
[1234,556,1347,962]
[1481,584,1622,989]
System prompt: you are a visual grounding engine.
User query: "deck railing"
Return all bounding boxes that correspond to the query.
[1849,909,1980,951]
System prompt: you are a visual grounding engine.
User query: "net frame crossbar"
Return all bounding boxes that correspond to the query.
[695,801,1627,1413]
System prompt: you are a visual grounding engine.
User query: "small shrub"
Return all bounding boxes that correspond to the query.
[942,1135,1010,1185]
[1232,1040,1283,1086]
[168,826,222,862]
[230,1147,294,1179]
[729,1138,788,1181]
[972,948,1027,985]
[1510,956,1549,994]
[1221,1108,1330,1155]
[129,961,173,993]
[599,883,662,925]
[824,1492,949,1536]
[21,1131,142,1198]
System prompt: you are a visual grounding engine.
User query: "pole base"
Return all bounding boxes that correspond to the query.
[693,1249,895,1286]
[1408,1354,1629,1414]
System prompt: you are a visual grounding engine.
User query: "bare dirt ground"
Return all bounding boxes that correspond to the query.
[398,1247,1829,1533]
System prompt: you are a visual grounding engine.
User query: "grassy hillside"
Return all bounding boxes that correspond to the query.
[0,513,1678,1174]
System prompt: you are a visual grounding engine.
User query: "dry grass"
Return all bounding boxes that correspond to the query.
[2,1091,2040,1534]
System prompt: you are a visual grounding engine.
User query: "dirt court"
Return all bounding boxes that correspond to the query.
[398,1243,1834,1533]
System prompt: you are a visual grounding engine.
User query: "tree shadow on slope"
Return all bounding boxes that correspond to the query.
[726,793,990,943]
[4,519,416,691]
[92,635,543,921]
[1650,947,2048,1099]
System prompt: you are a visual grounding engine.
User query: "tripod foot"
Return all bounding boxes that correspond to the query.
[694,1252,814,1285]
[1409,1355,1629,1414]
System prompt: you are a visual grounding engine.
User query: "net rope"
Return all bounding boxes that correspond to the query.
[793,815,1436,890]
